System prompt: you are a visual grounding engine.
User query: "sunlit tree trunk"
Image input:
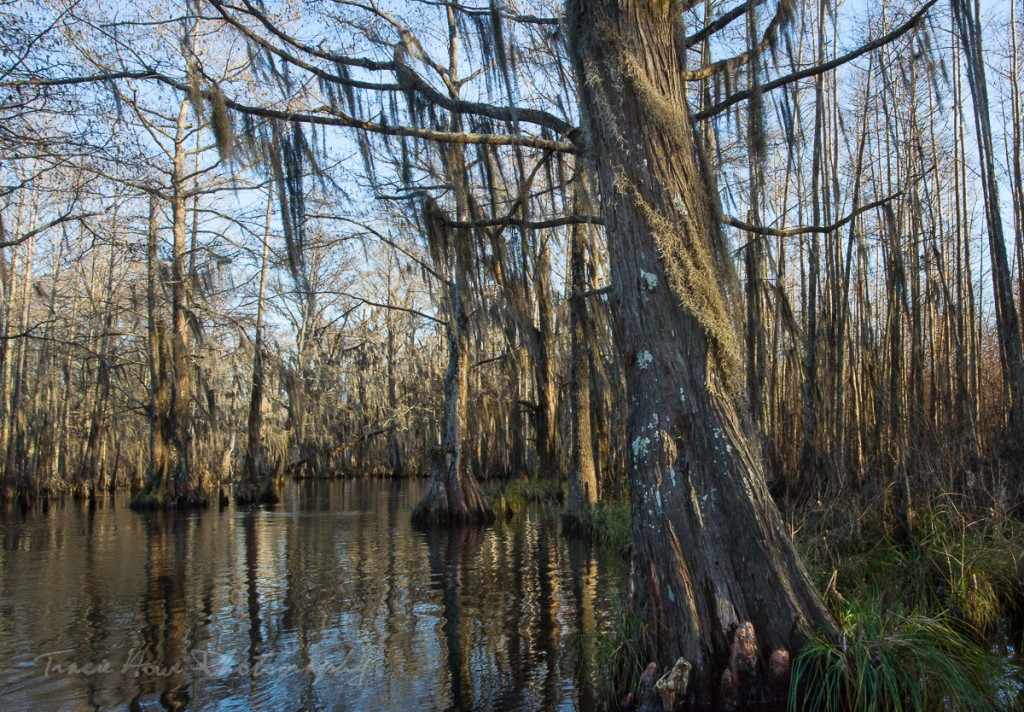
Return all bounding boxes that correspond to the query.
[952,0,1024,452]
[412,4,493,526]
[237,183,278,504]
[168,100,203,504]
[566,177,598,520]
[133,194,174,508]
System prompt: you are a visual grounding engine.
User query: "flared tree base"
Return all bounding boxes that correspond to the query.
[70,480,95,502]
[130,487,209,510]
[411,498,495,528]
[234,479,281,506]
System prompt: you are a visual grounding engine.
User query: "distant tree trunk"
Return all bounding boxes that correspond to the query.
[565,178,598,521]
[744,2,767,442]
[800,0,828,488]
[533,240,560,478]
[566,1,837,703]
[952,0,1024,453]
[413,212,493,525]
[412,5,493,526]
[167,100,203,505]
[385,258,403,478]
[1010,1,1024,336]
[0,241,14,500]
[237,183,278,504]
[133,193,175,509]
[6,223,35,496]
[75,215,120,500]
[951,40,980,475]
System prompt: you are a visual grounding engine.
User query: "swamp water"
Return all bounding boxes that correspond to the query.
[0,479,626,711]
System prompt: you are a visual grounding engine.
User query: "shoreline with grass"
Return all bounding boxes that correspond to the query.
[488,479,1024,710]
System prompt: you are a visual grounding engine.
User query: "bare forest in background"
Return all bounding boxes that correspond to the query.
[4,0,1024,706]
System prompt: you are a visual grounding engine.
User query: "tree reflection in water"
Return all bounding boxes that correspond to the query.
[0,480,625,710]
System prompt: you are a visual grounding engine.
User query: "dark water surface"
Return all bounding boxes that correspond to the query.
[0,480,626,711]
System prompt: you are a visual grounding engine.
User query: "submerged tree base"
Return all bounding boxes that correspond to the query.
[69,480,96,502]
[234,479,281,506]
[410,499,495,527]
[130,488,209,510]
[2,482,66,506]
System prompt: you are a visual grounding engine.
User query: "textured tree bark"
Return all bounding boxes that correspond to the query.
[565,0,837,704]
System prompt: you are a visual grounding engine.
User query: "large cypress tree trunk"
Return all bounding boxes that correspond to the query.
[566,1,837,704]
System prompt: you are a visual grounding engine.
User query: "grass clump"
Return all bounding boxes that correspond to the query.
[562,499,631,558]
[790,601,1010,712]
[482,477,562,519]
[591,599,647,710]
[802,499,1024,641]
[793,497,1024,711]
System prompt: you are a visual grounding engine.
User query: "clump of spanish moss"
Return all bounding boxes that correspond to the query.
[208,83,235,160]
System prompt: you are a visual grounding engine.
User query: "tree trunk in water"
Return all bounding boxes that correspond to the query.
[412,80,493,525]
[132,193,175,509]
[566,1,837,704]
[412,264,494,526]
[385,261,403,478]
[168,100,204,506]
[0,245,13,500]
[566,179,598,521]
[133,101,205,508]
[237,183,278,505]
[6,224,34,498]
[75,225,120,500]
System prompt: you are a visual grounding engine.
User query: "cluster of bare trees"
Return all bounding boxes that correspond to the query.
[3,0,1024,703]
